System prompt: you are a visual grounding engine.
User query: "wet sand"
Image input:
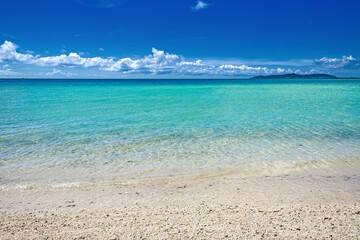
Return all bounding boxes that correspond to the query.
[1,167,360,239]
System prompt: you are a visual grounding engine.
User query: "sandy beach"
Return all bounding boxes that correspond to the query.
[1,0,360,238]
[1,166,359,239]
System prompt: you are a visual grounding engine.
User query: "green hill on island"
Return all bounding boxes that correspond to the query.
[251,73,337,79]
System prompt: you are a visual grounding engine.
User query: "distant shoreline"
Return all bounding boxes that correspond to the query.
[251,73,360,80]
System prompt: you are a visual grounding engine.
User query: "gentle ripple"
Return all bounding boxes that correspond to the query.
[0,79,359,186]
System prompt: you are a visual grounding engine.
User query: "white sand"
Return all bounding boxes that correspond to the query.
[1,167,360,239]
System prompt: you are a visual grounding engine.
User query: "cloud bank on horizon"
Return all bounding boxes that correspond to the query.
[314,56,360,70]
[0,40,359,78]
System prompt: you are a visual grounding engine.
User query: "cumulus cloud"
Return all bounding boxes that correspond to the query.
[0,41,34,63]
[0,68,20,76]
[32,52,115,70]
[0,40,334,77]
[314,55,360,69]
[191,1,209,11]
[0,41,186,74]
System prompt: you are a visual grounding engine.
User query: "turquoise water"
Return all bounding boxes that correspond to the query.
[0,79,360,187]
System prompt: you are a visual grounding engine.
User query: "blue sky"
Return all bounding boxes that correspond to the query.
[1,0,360,78]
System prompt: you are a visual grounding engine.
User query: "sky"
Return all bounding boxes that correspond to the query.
[0,0,360,78]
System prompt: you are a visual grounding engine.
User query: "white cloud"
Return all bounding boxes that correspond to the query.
[0,41,34,63]
[0,40,351,77]
[191,1,209,11]
[314,55,360,69]
[0,40,301,76]
[32,53,115,70]
[101,48,183,73]
[99,47,105,52]
[2,64,10,68]
[304,69,322,74]
[217,64,291,75]
[203,58,314,67]
[0,41,185,74]
[0,68,20,76]
[43,68,78,77]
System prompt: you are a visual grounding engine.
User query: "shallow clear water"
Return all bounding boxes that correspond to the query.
[0,79,359,186]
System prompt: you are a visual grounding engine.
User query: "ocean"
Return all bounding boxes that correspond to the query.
[0,79,359,187]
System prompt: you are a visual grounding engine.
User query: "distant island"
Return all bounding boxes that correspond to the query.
[251,73,337,79]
